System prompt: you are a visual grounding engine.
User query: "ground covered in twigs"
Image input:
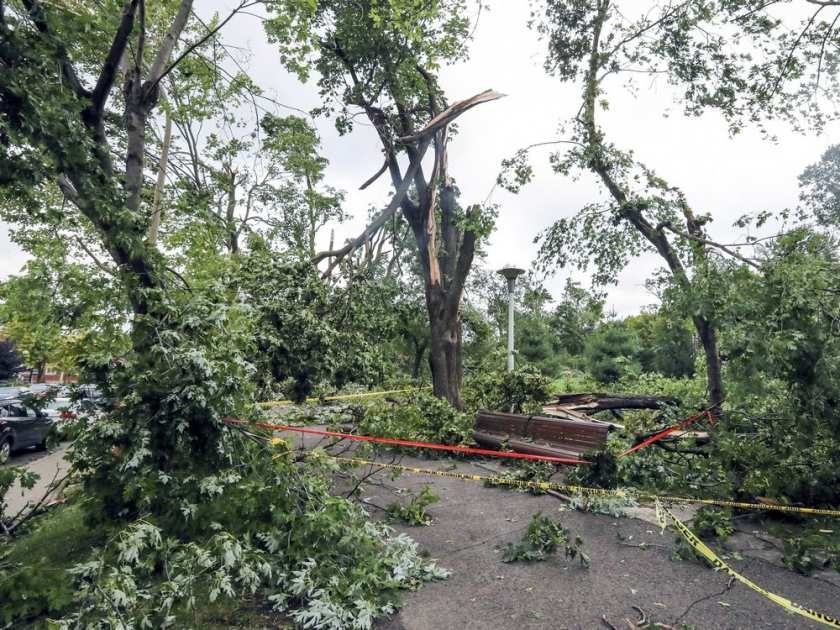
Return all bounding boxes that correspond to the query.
[278,426,840,630]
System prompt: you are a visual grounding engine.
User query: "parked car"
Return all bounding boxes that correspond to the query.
[0,420,12,464]
[42,396,73,421]
[0,397,53,463]
[0,387,22,400]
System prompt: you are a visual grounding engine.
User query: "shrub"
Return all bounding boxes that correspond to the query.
[500,513,589,566]
[355,391,473,446]
[463,364,552,414]
[484,460,556,495]
[692,507,734,540]
[387,485,440,526]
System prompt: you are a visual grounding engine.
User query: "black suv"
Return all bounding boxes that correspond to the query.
[0,397,53,464]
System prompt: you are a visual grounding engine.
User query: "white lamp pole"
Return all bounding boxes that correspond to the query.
[497,264,525,372]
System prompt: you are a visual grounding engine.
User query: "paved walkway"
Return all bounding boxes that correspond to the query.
[2,444,69,516]
[364,454,840,629]
[7,429,840,628]
[273,426,840,629]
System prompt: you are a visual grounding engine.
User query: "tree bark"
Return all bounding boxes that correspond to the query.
[147,109,172,245]
[549,392,677,413]
[411,338,427,379]
[694,315,724,413]
[427,298,463,407]
[581,4,725,417]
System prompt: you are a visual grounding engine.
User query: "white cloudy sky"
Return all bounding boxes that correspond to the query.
[1,1,835,315]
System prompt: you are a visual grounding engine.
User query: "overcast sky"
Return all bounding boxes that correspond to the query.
[1,1,835,316]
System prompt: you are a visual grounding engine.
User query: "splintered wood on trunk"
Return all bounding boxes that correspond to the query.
[311,87,501,408]
[549,392,677,414]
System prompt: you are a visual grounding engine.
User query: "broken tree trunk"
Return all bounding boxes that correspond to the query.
[547,392,676,415]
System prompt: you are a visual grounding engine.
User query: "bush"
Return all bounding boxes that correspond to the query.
[387,485,440,526]
[463,364,552,414]
[355,391,473,446]
[500,513,589,566]
[566,447,620,489]
[692,507,734,540]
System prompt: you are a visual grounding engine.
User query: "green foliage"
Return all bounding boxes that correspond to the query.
[484,460,556,495]
[568,492,638,518]
[782,535,840,576]
[0,503,99,624]
[500,513,588,567]
[711,230,840,504]
[463,364,552,415]
[799,144,840,228]
[387,485,439,526]
[566,448,620,489]
[583,322,642,384]
[237,246,395,401]
[691,507,734,541]
[550,280,605,357]
[2,449,450,629]
[355,391,473,446]
[265,0,473,131]
[625,313,696,379]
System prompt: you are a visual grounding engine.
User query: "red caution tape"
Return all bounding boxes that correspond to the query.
[225,418,589,465]
[621,410,714,457]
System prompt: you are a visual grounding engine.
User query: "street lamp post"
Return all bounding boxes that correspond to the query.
[497,264,525,372]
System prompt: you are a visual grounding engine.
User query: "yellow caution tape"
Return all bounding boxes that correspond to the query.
[331,457,840,518]
[657,501,840,628]
[328,454,840,626]
[258,386,431,408]
[648,494,840,517]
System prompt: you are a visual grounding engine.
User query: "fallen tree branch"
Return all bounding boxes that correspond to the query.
[549,392,677,414]
[359,158,389,190]
[311,138,430,273]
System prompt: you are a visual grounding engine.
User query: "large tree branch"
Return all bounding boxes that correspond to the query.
[661,223,761,269]
[90,0,140,117]
[359,158,389,190]
[312,138,431,276]
[146,0,194,87]
[396,89,505,143]
[148,109,172,245]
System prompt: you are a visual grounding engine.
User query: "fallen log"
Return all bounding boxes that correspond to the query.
[546,392,676,414]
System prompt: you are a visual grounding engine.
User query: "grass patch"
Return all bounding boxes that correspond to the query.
[0,501,103,626]
[192,596,292,629]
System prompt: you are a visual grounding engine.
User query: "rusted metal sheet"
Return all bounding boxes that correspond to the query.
[473,410,609,461]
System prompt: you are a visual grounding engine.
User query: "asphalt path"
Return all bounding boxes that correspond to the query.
[2,443,69,516]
